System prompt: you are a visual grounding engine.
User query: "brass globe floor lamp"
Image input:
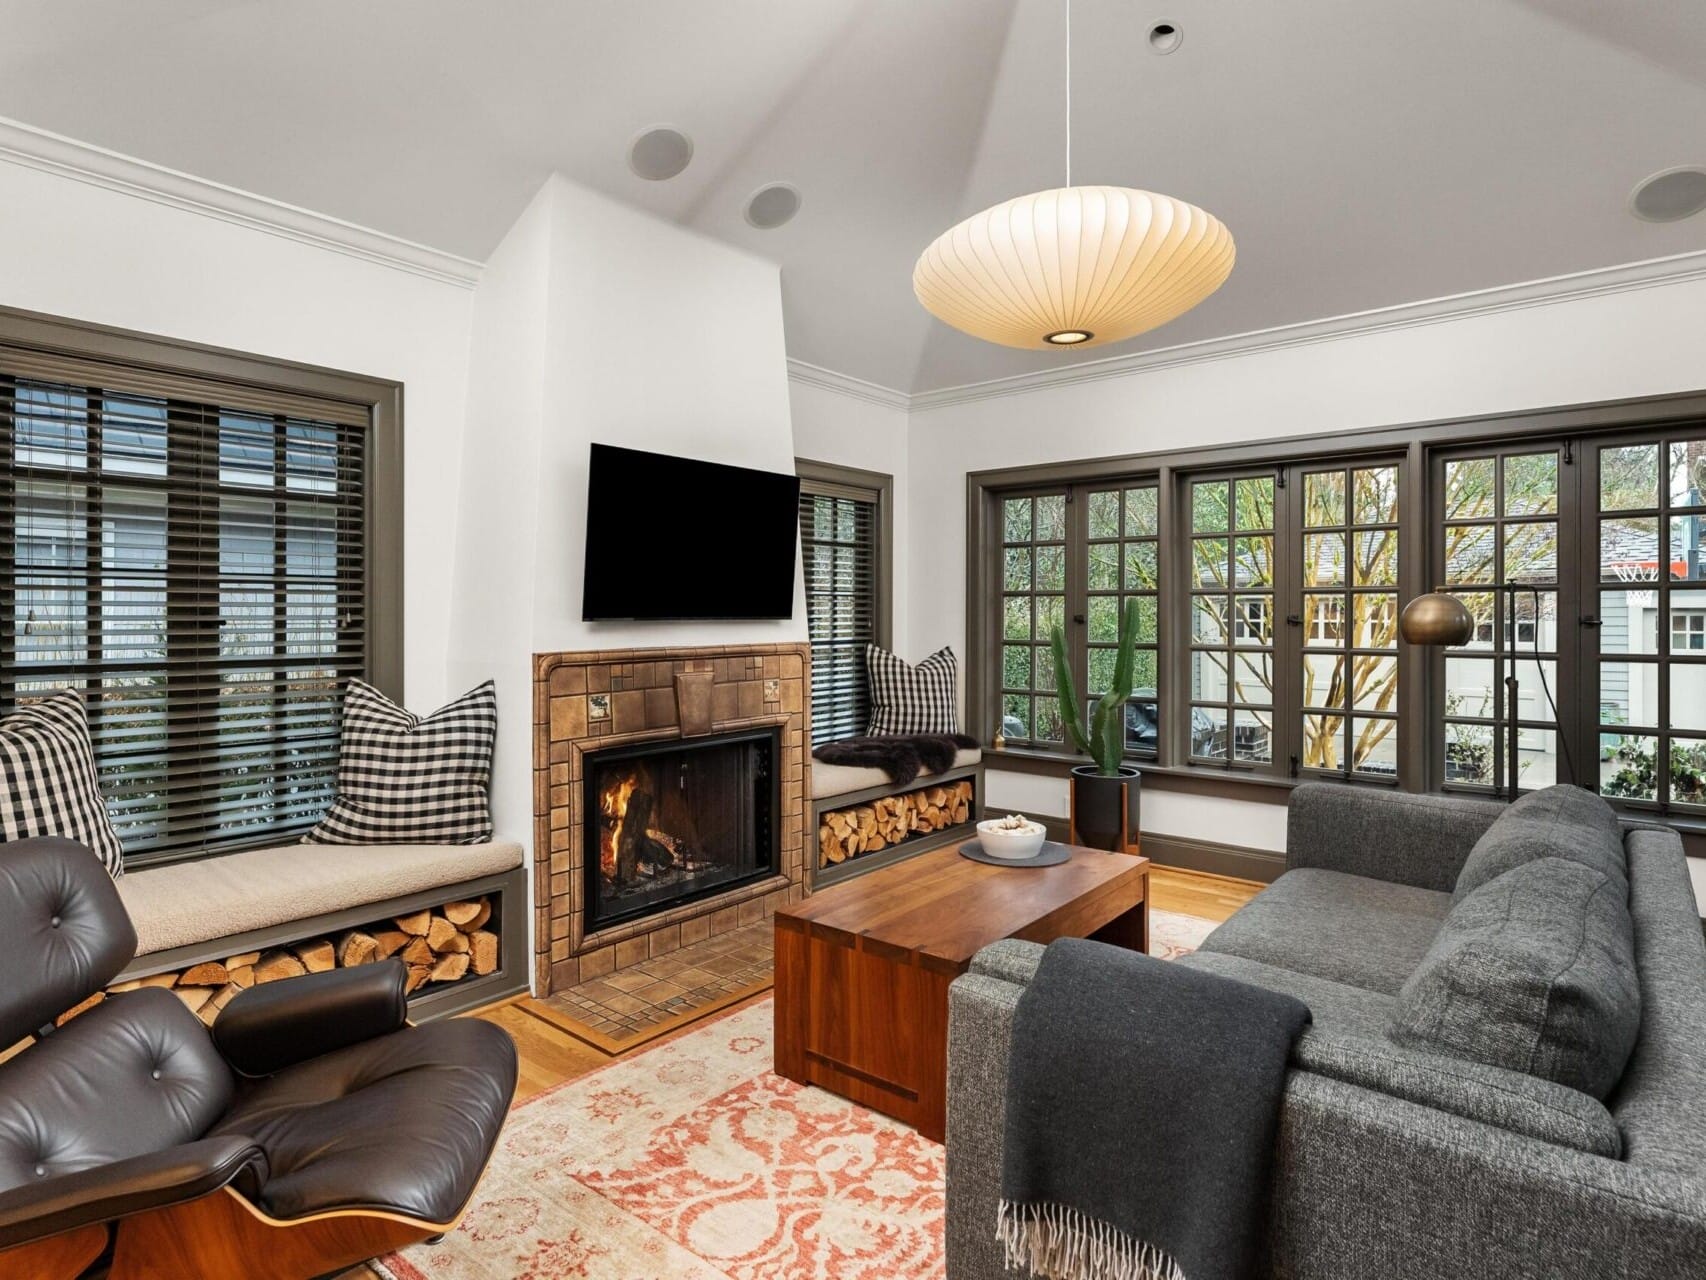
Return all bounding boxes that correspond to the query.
[1399,586,1572,800]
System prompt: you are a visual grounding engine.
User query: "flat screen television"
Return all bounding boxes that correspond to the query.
[582,443,801,621]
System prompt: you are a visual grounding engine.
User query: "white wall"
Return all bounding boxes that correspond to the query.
[788,378,912,654]
[0,155,476,711]
[448,176,805,842]
[909,273,1706,882]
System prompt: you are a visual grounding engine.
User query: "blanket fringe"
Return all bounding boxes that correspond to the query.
[997,1200,1187,1280]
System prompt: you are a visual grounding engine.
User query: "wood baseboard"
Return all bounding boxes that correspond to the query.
[1010,812,1284,884]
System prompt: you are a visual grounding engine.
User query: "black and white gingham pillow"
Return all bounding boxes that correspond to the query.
[0,689,125,877]
[866,645,960,736]
[306,679,497,845]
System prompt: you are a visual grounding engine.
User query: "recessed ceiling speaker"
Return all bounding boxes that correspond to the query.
[628,127,693,181]
[1148,22,1182,54]
[745,183,802,229]
[1630,167,1706,223]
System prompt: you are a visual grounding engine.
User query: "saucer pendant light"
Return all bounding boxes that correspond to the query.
[912,3,1235,351]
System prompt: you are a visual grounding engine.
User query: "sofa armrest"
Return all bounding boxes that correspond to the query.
[1286,784,1505,892]
[946,971,1031,1280]
[967,938,1046,986]
[213,959,408,1077]
[0,1135,266,1250]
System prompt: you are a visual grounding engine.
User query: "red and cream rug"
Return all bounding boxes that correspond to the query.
[374,908,1215,1280]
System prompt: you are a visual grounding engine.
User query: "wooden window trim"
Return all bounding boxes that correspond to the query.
[796,458,893,745]
[964,387,1706,844]
[1,305,403,866]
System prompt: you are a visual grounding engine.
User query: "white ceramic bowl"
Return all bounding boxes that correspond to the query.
[976,818,1047,860]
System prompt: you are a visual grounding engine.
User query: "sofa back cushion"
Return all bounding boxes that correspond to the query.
[1453,784,1625,903]
[1392,856,1639,1099]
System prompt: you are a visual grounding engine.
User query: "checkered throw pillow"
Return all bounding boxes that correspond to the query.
[305,679,497,845]
[0,689,125,877]
[865,645,960,735]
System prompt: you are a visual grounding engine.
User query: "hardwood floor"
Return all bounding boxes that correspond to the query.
[1149,864,1263,924]
[475,866,1261,1098]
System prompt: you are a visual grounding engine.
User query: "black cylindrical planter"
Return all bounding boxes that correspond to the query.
[1070,765,1142,851]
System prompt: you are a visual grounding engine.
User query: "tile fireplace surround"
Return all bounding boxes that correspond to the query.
[531,643,810,995]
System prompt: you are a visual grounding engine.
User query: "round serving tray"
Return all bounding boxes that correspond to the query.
[958,839,1071,868]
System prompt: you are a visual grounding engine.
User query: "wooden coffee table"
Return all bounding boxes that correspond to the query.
[773,842,1149,1141]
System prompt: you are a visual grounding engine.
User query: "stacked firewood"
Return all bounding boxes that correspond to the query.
[818,780,975,866]
[100,896,500,1027]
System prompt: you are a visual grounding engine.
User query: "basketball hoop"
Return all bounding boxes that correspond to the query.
[1611,562,1659,609]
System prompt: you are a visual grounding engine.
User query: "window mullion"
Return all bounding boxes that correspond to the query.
[1155,465,1178,768]
[1068,482,1091,761]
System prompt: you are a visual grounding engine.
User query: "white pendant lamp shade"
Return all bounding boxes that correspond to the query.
[912,185,1235,350]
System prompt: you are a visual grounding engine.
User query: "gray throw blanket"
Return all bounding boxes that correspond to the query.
[1000,938,1311,1280]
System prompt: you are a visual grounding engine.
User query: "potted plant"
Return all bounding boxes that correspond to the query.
[1050,598,1142,851]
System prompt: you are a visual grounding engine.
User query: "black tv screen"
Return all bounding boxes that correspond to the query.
[582,444,801,621]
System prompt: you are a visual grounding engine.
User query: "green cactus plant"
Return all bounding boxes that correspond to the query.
[1050,596,1141,776]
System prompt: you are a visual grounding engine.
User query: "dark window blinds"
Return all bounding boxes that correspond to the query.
[1,348,370,864]
[798,480,881,745]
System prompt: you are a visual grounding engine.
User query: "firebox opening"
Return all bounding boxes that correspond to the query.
[583,726,779,933]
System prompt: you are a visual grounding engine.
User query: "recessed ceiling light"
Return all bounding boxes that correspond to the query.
[1630,167,1706,223]
[1046,330,1094,345]
[628,127,693,181]
[1148,22,1182,54]
[745,183,802,229]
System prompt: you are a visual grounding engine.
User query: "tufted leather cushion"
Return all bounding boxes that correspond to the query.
[213,1018,517,1225]
[0,837,137,1045]
[0,989,232,1195]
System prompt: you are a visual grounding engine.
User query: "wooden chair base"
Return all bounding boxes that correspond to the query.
[0,1221,108,1280]
[108,1188,440,1280]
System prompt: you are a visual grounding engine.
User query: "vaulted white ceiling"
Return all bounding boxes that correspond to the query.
[2,0,1704,394]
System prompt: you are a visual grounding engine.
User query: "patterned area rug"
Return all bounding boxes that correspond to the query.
[374,908,1216,1280]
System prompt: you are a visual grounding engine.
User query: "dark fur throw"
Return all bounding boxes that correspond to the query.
[812,733,978,785]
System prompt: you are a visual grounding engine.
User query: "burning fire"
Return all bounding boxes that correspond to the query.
[598,772,640,879]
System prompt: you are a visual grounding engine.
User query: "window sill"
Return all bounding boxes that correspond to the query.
[984,746,1297,800]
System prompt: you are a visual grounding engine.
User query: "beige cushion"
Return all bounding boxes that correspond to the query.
[116,840,525,955]
[810,747,982,801]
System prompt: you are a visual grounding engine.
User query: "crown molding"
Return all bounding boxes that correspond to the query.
[0,116,483,289]
[907,249,1706,412]
[786,358,910,411]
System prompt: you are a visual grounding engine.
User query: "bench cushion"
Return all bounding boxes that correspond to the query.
[1195,867,1452,996]
[115,840,524,956]
[811,748,981,801]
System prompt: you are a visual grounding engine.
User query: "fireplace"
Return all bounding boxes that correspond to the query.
[583,726,780,933]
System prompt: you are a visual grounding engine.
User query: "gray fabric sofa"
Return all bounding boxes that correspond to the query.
[945,786,1706,1279]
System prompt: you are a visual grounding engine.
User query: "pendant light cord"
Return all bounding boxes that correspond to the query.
[1065,0,1072,186]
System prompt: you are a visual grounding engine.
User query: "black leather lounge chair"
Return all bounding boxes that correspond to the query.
[0,836,518,1279]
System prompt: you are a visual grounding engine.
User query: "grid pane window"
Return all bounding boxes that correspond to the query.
[1440,449,1561,793]
[1596,436,1706,809]
[1084,485,1160,756]
[799,482,882,746]
[1301,464,1400,776]
[1188,475,1274,762]
[999,492,1068,745]
[2,374,367,861]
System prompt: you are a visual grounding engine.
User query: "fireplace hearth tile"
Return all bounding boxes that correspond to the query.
[533,643,809,998]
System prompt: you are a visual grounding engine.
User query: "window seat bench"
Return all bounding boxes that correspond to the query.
[809,750,984,889]
[108,840,528,1021]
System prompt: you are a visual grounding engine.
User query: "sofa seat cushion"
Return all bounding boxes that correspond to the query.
[1194,868,1451,995]
[1392,856,1640,1099]
[1453,783,1626,904]
[1176,951,1396,1040]
[810,748,980,801]
[1292,1029,1622,1157]
[212,1017,516,1224]
[115,840,525,956]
